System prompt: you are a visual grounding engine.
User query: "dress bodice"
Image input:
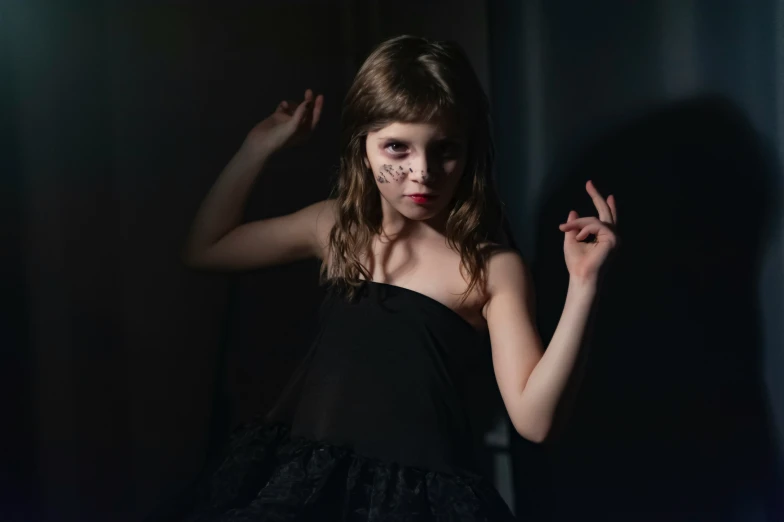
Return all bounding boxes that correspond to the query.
[266,281,485,472]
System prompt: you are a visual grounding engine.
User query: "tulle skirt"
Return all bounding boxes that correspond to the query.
[145,419,516,521]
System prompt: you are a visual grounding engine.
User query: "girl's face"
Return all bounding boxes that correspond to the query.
[365,121,467,224]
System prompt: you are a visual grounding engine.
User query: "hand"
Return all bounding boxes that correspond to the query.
[558,180,619,283]
[244,88,324,156]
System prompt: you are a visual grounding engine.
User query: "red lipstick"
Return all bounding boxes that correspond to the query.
[407,193,437,204]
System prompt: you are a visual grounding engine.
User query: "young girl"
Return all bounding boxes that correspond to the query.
[164,35,618,521]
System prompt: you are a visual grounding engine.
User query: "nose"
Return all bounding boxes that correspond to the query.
[409,159,432,184]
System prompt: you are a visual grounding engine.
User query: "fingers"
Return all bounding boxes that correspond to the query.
[292,98,311,123]
[563,210,579,243]
[575,223,603,242]
[578,223,617,246]
[311,94,325,130]
[295,90,324,128]
[586,180,614,224]
[608,194,617,223]
[559,216,597,231]
[290,101,312,132]
[560,216,616,244]
[279,89,323,135]
[300,89,314,121]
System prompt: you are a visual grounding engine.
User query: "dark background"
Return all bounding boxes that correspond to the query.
[3,1,783,521]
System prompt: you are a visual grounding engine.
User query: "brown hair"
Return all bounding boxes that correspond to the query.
[322,35,506,301]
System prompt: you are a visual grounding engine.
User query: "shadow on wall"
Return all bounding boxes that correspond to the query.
[530,95,783,521]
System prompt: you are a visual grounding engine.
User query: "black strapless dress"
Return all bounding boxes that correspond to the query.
[148,281,516,521]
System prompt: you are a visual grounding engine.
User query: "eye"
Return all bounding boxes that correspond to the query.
[384,142,408,155]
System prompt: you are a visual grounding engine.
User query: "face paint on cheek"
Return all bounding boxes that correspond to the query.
[377,174,389,184]
[381,164,400,182]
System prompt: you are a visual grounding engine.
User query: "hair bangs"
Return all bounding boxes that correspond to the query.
[378,76,458,126]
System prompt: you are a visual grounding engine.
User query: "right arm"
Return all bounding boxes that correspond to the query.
[182,89,333,271]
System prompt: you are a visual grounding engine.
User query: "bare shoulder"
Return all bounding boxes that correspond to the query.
[485,247,529,286]
[482,248,533,313]
[311,198,337,259]
[309,198,337,231]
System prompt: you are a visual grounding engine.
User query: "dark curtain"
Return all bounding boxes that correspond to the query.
[487,1,784,520]
[4,1,503,520]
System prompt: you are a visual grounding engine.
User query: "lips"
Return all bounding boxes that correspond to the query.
[407,194,437,204]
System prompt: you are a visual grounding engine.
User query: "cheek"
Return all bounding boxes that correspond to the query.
[446,155,466,174]
[375,178,405,207]
[443,160,466,186]
[373,162,407,184]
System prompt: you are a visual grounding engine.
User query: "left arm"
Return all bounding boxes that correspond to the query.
[485,180,617,443]
[484,254,597,443]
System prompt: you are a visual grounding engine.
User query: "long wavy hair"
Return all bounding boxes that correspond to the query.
[322,35,508,301]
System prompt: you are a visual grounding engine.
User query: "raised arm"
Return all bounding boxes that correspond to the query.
[183,89,334,271]
[483,251,595,443]
[484,181,618,443]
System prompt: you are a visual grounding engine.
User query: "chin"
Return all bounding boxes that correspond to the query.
[396,202,447,222]
[401,210,438,221]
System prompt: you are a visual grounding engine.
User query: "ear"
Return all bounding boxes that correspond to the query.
[363,157,370,169]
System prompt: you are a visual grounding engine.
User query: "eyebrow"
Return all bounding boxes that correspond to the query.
[376,135,462,143]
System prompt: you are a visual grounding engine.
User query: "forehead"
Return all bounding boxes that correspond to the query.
[370,121,464,140]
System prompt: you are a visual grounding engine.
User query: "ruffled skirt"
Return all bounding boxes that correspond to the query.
[146,419,516,521]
